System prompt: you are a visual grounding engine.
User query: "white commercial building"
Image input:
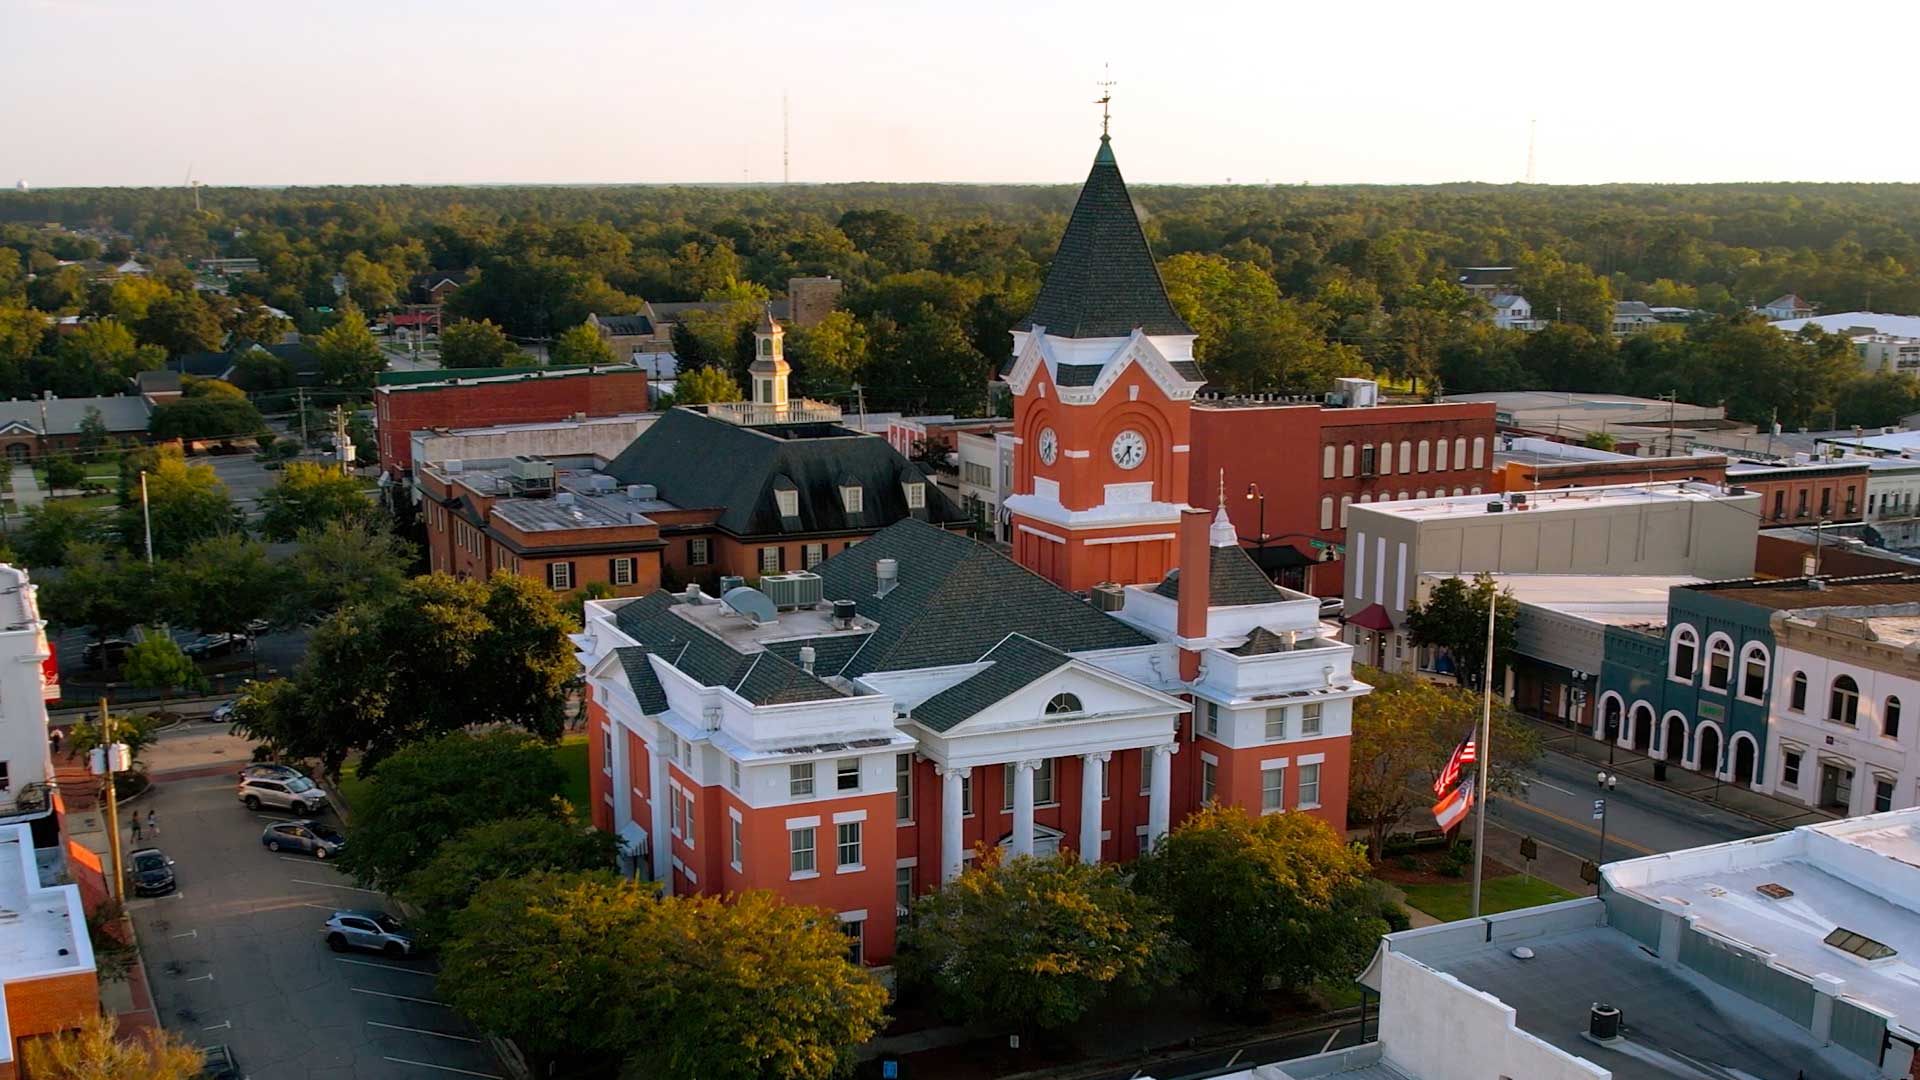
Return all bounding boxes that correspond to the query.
[0,566,63,881]
[1764,605,1920,816]
[954,430,1012,543]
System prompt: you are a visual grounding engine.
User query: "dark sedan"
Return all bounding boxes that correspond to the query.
[128,847,176,896]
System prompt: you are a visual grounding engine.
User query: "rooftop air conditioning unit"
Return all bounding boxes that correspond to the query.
[761,571,825,610]
[634,483,658,500]
[718,575,746,594]
[1091,583,1126,612]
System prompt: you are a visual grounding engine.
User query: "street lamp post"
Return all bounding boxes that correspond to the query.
[1594,771,1617,880]
[1244,482,1270,568]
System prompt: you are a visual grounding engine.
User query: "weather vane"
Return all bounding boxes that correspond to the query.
[1095,64,1115,137]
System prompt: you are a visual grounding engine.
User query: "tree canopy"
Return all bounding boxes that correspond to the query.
[438,318,522,368]
[1405,572,1520,690]
[400,814,620,945]
[23,1014,203,1080]
[256,461,374,541]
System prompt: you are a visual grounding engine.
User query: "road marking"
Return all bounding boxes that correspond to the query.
[1322,1029,1340,1053]
[276,856,324,864]
[1496,800,1658,856]
[352,987,448,1007]
[1225,1049,1243,1067]
[369,1021,480,1043]
[298,902,336,911]
[337,957,433,975]
[380,1059,498,1078]
[184,972,214,982]
[202,1020,231,1032]
[290,877,380,894]
[170,930,197,940]
[1529,779,1577,797]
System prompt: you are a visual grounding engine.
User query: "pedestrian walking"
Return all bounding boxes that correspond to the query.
[146,810,157,838]
[131,816,142,842]
[48,728,62,757]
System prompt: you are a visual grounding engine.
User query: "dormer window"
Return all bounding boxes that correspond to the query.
[904,482,925,510]
[776,488,799,518]
[841,485,864,513]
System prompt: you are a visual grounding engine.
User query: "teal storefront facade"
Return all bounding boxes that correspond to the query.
[1596,583,1774,785]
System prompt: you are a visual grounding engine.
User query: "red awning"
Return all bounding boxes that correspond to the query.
[1347,602,1395,632]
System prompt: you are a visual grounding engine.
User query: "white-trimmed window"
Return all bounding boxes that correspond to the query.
[1339,495,1352,527]
[1471,436,1485,468]
[961,772,973,816]
[689,537,711,566]
[1000,759,1057,809]
[682,791,695,844]
[895,754,913,822]
[840,916,865,966]
[611,557,635,587]
[1454,436,1467,469]
[1670,626,1698,681]
[1790,671,1808,711]
[836,758,860,791]
[1201,759,1217,803]
[896,866,914,911]
[1319,496,1334,530]
[1261,766,1285,812]
[1342,444,1355,477]
[1435,439,1449,472]
[789,762,815,798]
[775,488,799,517]
[1100,757,1110,799]
[760,547,782,575]
[1830,675,1860,726]
[1740,644,1769,701]
[1265,707,1287,740]
[1399,440,1412,473]
[1322,445,1335,479]
[790,827,816,875]
[837,821,863,868]
[841,485,864,513]
[547,562,574,591]
[1139,754,1152,796]
[905,482,926,510]
[1886,697,1902,739]
[1417,440,1431,472]
[729,759,741,790]
[669,787,683,835]
[1301,702,1322,736]
[1704,635,1732,692]
[1781,750,1802,787]
[803,543,826,569]
[1298,763,1322,807]
[1201,700,1220,737]
[730,816,743,870]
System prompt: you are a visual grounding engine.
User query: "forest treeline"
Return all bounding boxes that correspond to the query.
[6,178,1920,425]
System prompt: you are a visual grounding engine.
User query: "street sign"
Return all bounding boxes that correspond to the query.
[1308,539,1346,554]
[1592,799,1606,821]
[1519,836,1538,861]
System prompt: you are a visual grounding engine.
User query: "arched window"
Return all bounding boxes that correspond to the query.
[1342,444,1356,477]
[1453,487,1465,497]
[1416,490,1428,499]
[1417,440,1431,472]
[1885,696,1902,739]
[1790,671,1808,711]
[1454,436,1468,468]
[1378,444,1393,475]
[1829,675,1860,726]
[1044,693,1083,715]
[1319,496,1334,530]
[1399,441,1412,473]
[1471,436,1486,468]
[1358,493,1371,504]
[1470,486,1482,495]
[1740,644,1769,701]
[1671,626,1698,681]
[1339,494,1353,526]
[1704,635,1733,691]
[1321,445,1335,479]
[1435,439,1449,471]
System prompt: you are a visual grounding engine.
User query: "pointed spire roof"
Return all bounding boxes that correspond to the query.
[754,304,782,335]
[1018,136,1192,340]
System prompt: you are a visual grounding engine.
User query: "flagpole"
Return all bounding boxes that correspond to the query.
[1469,582,1496,918]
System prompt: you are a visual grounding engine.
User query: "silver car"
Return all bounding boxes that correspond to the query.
[262,820,345,859]
[323,910,414,957]
[238,774,331,815]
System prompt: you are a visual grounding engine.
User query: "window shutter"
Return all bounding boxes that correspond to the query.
[568,562,577,588]
[609,558,619,583]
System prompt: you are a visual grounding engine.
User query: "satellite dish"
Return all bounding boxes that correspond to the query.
[722,587,778,625]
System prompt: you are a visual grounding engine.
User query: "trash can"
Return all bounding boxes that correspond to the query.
[1653,761,1668,781]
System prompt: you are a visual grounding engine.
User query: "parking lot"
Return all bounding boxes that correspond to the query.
[127,768,504,1079]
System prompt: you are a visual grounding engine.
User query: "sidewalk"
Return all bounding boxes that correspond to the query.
[1518,714,1836,832]
[8,465,42,509]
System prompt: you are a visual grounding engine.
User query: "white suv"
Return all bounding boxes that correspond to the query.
[237,774,331,815]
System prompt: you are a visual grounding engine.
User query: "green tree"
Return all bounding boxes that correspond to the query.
[76,406,110,454]
[23,1013,203,1080]
[340,251,399,312]
[15,500,103,567]
[898,850,1176,1035]
[64,710,163,766]
[674,365,742,405]
[104,277,172,325]
[0,303,46,390]
[147,396,266,444]
[550,322,615,368]
[311,305,387,387]
[1132,806,1384,1009]
[337,731,568,891]
[785,308,869,396]
[228,305,293,350]
[1519,323,1621,393]
[135,290,224,357]
[36,542,148,639]
[1404,572,1519,691]
[153,534,283,641]
[256,461,374,541]
[1160,253,1361,393]
[278,519,415,620]
[438,318,522,368]
[41,454,85,496]
[400,815,620,945]
[1516,252,1614,333]
[49,319,155,396]
[122,634,202,711]
[229,348,296,392]
[1582,430,1618,451]
[115,452,242,557]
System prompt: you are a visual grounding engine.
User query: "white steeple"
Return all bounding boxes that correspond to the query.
[1209,469,1237,547]
[748,305,788,408]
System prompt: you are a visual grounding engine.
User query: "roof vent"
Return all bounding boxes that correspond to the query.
[1755,882,1795,900]
[555,492,575,506]
[1824,927,1897,961]
[1486,501,1506,513]
[721,586,778,625]
[1510,946,1535,960]
[1589,1004,1622,1042]
[876,558,899,598]
[832,599,857,629]
[684,583,704,605]
[799,645,816,674]
[445,459,464,473]
[634,483,658,500]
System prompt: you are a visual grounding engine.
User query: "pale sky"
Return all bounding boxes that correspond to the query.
[4,0,1916,189]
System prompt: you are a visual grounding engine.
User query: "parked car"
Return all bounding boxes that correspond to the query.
[198,1044,240,1080]
[82,639,132,669]
[322,910,414,957]
[262,820,345,859]
[237,774,330,815]
[127,847,176,896]
[237,763,303,782]
[1318,597,1345,619]
[210,701,236,724]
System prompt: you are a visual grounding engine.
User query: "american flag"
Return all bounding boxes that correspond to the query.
[1433,777,1475,832]
[1433,733,1478,795]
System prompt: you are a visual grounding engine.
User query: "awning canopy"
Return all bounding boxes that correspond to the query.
[1348,602,1395,632]
[1246,543,1314,572]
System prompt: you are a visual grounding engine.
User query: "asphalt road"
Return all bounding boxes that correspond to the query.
[199,452,279,517]
[127,769,504,1079]
[1490,748,1771,865]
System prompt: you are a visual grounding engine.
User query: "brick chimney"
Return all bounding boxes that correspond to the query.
[1176,506,1211,647]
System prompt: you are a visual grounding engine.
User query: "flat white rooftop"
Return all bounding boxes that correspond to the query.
[1354,481,1739,523]
[0,827,89,985]
[1466,573,1700,626]
[1773,311,1920,339]
[1604,807,1920,1037]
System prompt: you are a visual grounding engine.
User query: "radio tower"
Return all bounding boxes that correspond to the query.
[1524,118,1537,184]
[782,92,791,185]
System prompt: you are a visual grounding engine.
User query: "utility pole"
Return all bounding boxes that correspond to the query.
[852,382,867,431]
[297,386,308,452]
[1469,585,1496,918]
[1593,772,1617,886]
[94,699,124,900]
[139,471,153,565]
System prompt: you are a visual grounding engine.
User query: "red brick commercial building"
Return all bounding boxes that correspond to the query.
[374,365,651,479]
[1496,452,1729,494]
[1727,459,1871,526]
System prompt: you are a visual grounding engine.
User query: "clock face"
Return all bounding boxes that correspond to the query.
[1037,427,1058,466]
[1110,429,1147,470]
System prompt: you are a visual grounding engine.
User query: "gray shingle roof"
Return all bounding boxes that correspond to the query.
[1152,544,1289,608]
[1054,364,1103,387]
[0,395,150,436]
[603,408,966,538]
[807,518,1151,677]
[1229,627,1293,656]
[1017,137,1193,340]
[610,592,841,707]
[614,647,669,713]
[911,634,1072,732]
[594,314,655,336]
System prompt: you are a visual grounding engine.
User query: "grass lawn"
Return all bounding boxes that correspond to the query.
[1397,875,1578,922]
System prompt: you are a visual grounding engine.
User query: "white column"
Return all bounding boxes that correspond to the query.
[611,721,633,833]
[1147,744,1177,847]
[1079,752,1108,863]
[1011,760,1038,858]
[939,765,968,883]
[649,741,672,893]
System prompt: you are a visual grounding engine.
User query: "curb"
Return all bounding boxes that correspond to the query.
[993,1007,1364,1080]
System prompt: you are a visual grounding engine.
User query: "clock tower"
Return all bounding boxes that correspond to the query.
[1004,134,1207,593]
